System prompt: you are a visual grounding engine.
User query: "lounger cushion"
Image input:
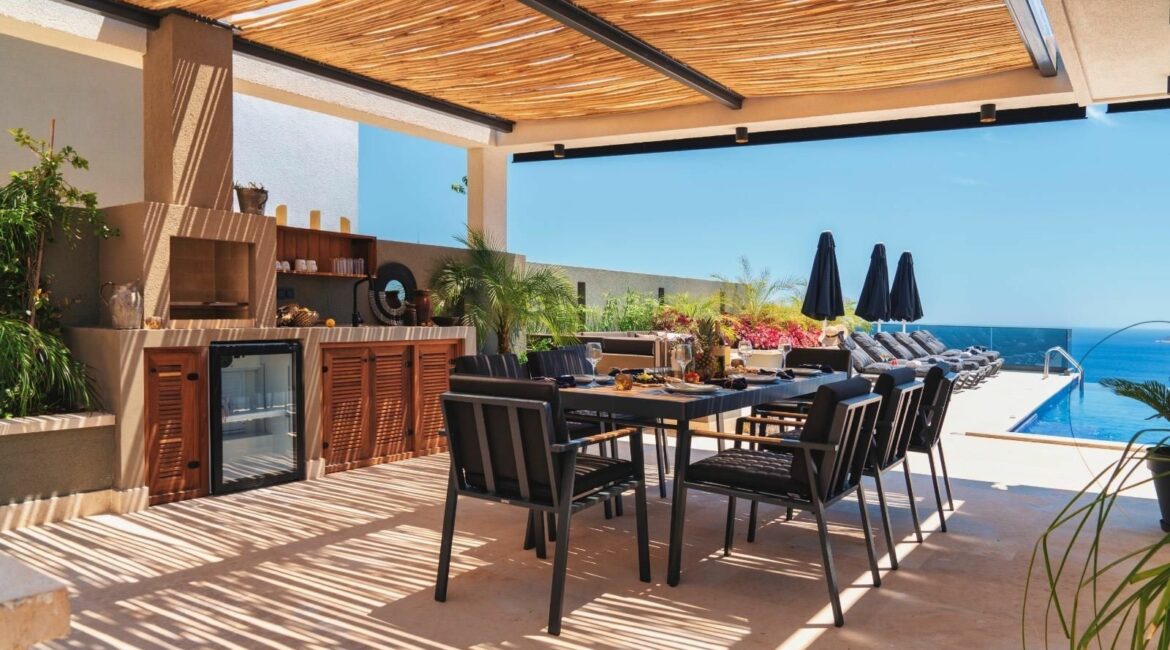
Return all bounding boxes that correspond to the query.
[893,332,935,359]
[851,332,896,363]
[874,332,919,360]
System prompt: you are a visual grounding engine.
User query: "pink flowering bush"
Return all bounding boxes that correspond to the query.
[726,316,821,350]
[653,307,823,350]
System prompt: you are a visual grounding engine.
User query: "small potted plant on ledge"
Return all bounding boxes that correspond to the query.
[234,181,268,215]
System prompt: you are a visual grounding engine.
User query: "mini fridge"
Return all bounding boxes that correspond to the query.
[209,341,304,494]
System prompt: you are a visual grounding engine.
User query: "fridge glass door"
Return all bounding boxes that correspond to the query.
[213,343,302,491]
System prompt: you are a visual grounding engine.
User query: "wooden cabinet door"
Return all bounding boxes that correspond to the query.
[370,344,412,459]
[145,348,207,505]
[414,342,457,454]
[322,346,370,473]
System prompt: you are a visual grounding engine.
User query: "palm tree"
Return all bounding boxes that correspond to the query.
[432,230,579,353]
[713,256,800,322]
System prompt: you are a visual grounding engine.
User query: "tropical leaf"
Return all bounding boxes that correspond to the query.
[431,229,578,353]
[1024,371,1170,647]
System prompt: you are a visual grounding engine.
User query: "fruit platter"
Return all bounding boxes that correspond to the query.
[632,371,668,385]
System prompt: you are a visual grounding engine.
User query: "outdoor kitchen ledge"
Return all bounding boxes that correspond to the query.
[37,325,477,521]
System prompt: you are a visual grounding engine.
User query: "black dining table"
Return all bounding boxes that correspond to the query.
[559,371,847,585]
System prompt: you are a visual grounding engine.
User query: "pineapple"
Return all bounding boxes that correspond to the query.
[694,316,722,380]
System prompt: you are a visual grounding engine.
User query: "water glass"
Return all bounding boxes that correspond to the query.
[737,339,753,372]
[585,342,604,387]
[673,343,694,382]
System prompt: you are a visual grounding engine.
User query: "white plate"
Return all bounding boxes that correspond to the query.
[573,374,614,385]
[743,374,778,384]
[664,382,719,394]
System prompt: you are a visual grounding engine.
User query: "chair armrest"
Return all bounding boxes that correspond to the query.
[550,426,640,453]
[692,427,837,452]
[737,415,806,429]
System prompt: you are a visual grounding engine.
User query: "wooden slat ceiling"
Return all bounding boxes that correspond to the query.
[576,0,1035,97]
[127,0,1034,123]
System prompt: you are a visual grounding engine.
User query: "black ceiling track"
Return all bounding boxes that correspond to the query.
[58,0,515,132]
[1106,98,1170,114]
[512,104,1088,162]
[230,40,515,132]
[515,0,743,110]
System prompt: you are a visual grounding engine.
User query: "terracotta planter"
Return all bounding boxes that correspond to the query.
[235,187,268,216]
[413,289,433,325]
[1147,445,1170,532]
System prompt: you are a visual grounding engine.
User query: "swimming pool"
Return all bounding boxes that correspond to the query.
[1011,327,1170,443]
[1013,381,1170,444]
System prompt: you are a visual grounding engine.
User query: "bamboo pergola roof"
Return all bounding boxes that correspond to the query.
[127,0,1036,124]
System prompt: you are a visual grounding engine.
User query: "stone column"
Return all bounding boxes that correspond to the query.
[143,14,233,210]
[466,147,508,248]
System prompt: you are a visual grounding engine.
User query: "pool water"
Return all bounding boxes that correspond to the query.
[1013,327,1170,444]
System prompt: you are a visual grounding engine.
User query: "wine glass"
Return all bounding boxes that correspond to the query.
[673,342,694,383]
[737,339,753,374]
[779,342,792,370]
[585,342,604,387]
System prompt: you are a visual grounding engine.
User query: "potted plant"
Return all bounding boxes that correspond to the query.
[1102,378,1170,530]
[0,126,114,417]
[431,230,579,354]
[234,181,268,215]
[1025,378,1170,646]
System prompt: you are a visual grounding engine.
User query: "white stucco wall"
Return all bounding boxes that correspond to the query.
[0,34,360,232]
[233,94,359,230]
[0,33,142,206]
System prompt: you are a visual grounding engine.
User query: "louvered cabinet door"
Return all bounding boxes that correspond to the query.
[414,342,457,454]
[370,344,412,459]
[145,348,207,505]
[322,347,371,473]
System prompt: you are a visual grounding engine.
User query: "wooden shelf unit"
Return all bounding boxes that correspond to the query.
[276,225,376,278]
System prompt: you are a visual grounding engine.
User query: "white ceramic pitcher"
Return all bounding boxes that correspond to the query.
[100,281,143,329]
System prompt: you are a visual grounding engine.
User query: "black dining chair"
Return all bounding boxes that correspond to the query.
[435,376,650,635]
[907,364,960,532]
[453,352,530,379]
[528,346,674,501]
[526,345,592,378]
[752,347,855,420]
[742,369,924,570]
[862,368,924,569]
[452,353,564,548]
[675,377,883,627]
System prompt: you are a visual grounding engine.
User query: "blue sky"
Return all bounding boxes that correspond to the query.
[359,106,1168,329]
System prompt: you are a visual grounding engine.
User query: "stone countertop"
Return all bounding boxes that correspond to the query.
[67,325,475,346]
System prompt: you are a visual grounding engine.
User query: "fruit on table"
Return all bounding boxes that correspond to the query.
[685,371,701,383]
[324,318,336,328]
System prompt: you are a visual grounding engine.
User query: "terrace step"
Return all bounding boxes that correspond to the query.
[0,553,69,649]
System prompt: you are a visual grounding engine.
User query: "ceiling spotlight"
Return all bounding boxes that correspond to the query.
[553,143,565,158]
[735,126,749,144]
[980,103,997,124]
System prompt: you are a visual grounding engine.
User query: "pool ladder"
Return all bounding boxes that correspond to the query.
[1043,346,1084,386]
